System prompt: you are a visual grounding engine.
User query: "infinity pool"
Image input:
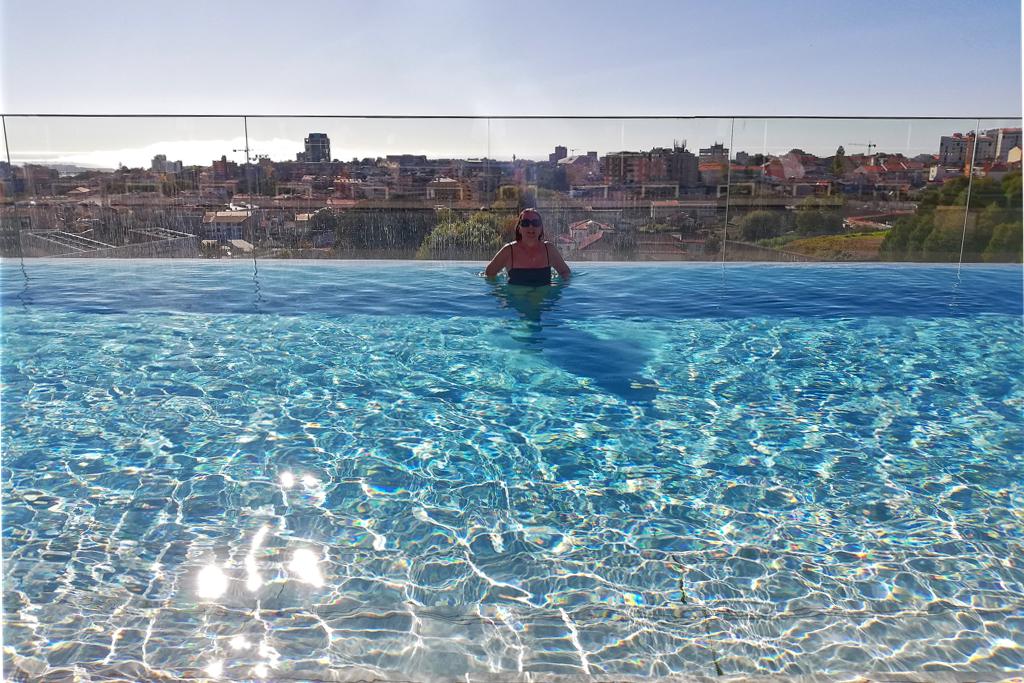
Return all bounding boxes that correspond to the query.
[2,260,1022,681]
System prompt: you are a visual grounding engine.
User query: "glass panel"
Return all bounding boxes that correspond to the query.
[725,117,992,262]
[489,117,732,262]
[1,116,1019,264]
[1,117,16,257]
[241,117,489,259]
[969,118,1023,263]
[1,115,246,258]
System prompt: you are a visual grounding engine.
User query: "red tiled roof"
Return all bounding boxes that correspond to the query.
[578,231,607,250]
[570,219,613,231]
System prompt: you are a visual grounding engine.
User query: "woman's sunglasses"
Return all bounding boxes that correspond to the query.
[519,218,543,227]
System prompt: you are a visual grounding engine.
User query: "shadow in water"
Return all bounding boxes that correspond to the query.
[18,257,33,312]
[487,278,659,405]
[252,257,265,312]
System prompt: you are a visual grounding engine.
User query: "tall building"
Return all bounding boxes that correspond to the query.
[604,151,648,184]
[939,131,1009,166]
[212,155,238,180]
[604,145,698,187]
[699,143,729,164]
[939,134,973,165]
[549,146,567,164]
[151,154,183,174]
[991,128,1022,161]
[305,133,331,163]
[651,146,699,186]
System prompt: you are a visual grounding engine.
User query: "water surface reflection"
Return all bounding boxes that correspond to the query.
[488,278,659,404]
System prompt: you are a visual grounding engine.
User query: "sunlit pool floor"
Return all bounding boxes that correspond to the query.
[2,262,1022,680]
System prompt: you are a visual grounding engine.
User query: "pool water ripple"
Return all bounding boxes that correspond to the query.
[1,262,1023,680]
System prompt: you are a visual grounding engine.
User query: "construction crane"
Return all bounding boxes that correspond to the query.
[849,142,876,154]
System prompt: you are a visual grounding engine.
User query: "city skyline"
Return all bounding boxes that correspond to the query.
[5,116,1022,170]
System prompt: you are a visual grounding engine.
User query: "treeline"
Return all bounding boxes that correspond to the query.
[733,197,845,242]
[308,186,593,259]
[880,170,1022,263]
[307,207,514,259]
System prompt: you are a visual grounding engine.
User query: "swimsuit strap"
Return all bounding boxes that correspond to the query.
[509,244,513,268]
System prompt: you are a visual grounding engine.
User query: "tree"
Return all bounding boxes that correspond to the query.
[983,222,1024,262]
[922,227,961,262]
[960,177,1006,208]
[704,232,721,256]
[795,197,844,236]
[879,215,913,260]
[939,176,970,205]
[416,211,512,259]
[737,210,783,241]
[493,185,523,209]
[832,146,846,176]
[796,210,843,237]
[335,208,437,253]
[966,203,1004,259]
[1001,169,1022,208]
[612,228,639,260]
[309,208,340,234]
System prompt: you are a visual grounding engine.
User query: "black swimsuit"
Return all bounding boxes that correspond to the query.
[507,243,552,286]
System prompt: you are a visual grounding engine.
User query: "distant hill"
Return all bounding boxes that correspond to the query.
[37,163,116,174]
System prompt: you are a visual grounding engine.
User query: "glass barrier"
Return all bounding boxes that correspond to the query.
[241,116,491,259]
[489,117,732,263]
[1,116,247,258]
[2,115,1020,262]
[720,117,1016,265]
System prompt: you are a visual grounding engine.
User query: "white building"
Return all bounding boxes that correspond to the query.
[151,154,184,174]
[991,128,1023,161]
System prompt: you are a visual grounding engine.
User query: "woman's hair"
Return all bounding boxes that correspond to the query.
[514,208,543,242]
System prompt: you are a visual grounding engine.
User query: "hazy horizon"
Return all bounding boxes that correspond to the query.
[4,116,1021,170]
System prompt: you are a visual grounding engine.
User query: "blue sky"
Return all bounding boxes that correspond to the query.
[1,0,1020,165]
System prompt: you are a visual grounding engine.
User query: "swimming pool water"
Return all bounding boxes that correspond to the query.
[2,261,1022,680]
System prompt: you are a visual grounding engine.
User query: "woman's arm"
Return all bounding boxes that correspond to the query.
[485,244,513,277]
[546,242,571,279]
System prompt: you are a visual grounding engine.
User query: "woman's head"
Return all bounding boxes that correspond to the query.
[515,208,544,242]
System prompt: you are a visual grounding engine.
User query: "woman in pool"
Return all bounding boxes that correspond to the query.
[485,208,571,285]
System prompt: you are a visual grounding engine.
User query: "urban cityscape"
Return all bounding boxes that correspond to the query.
[1,125,1021,263]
